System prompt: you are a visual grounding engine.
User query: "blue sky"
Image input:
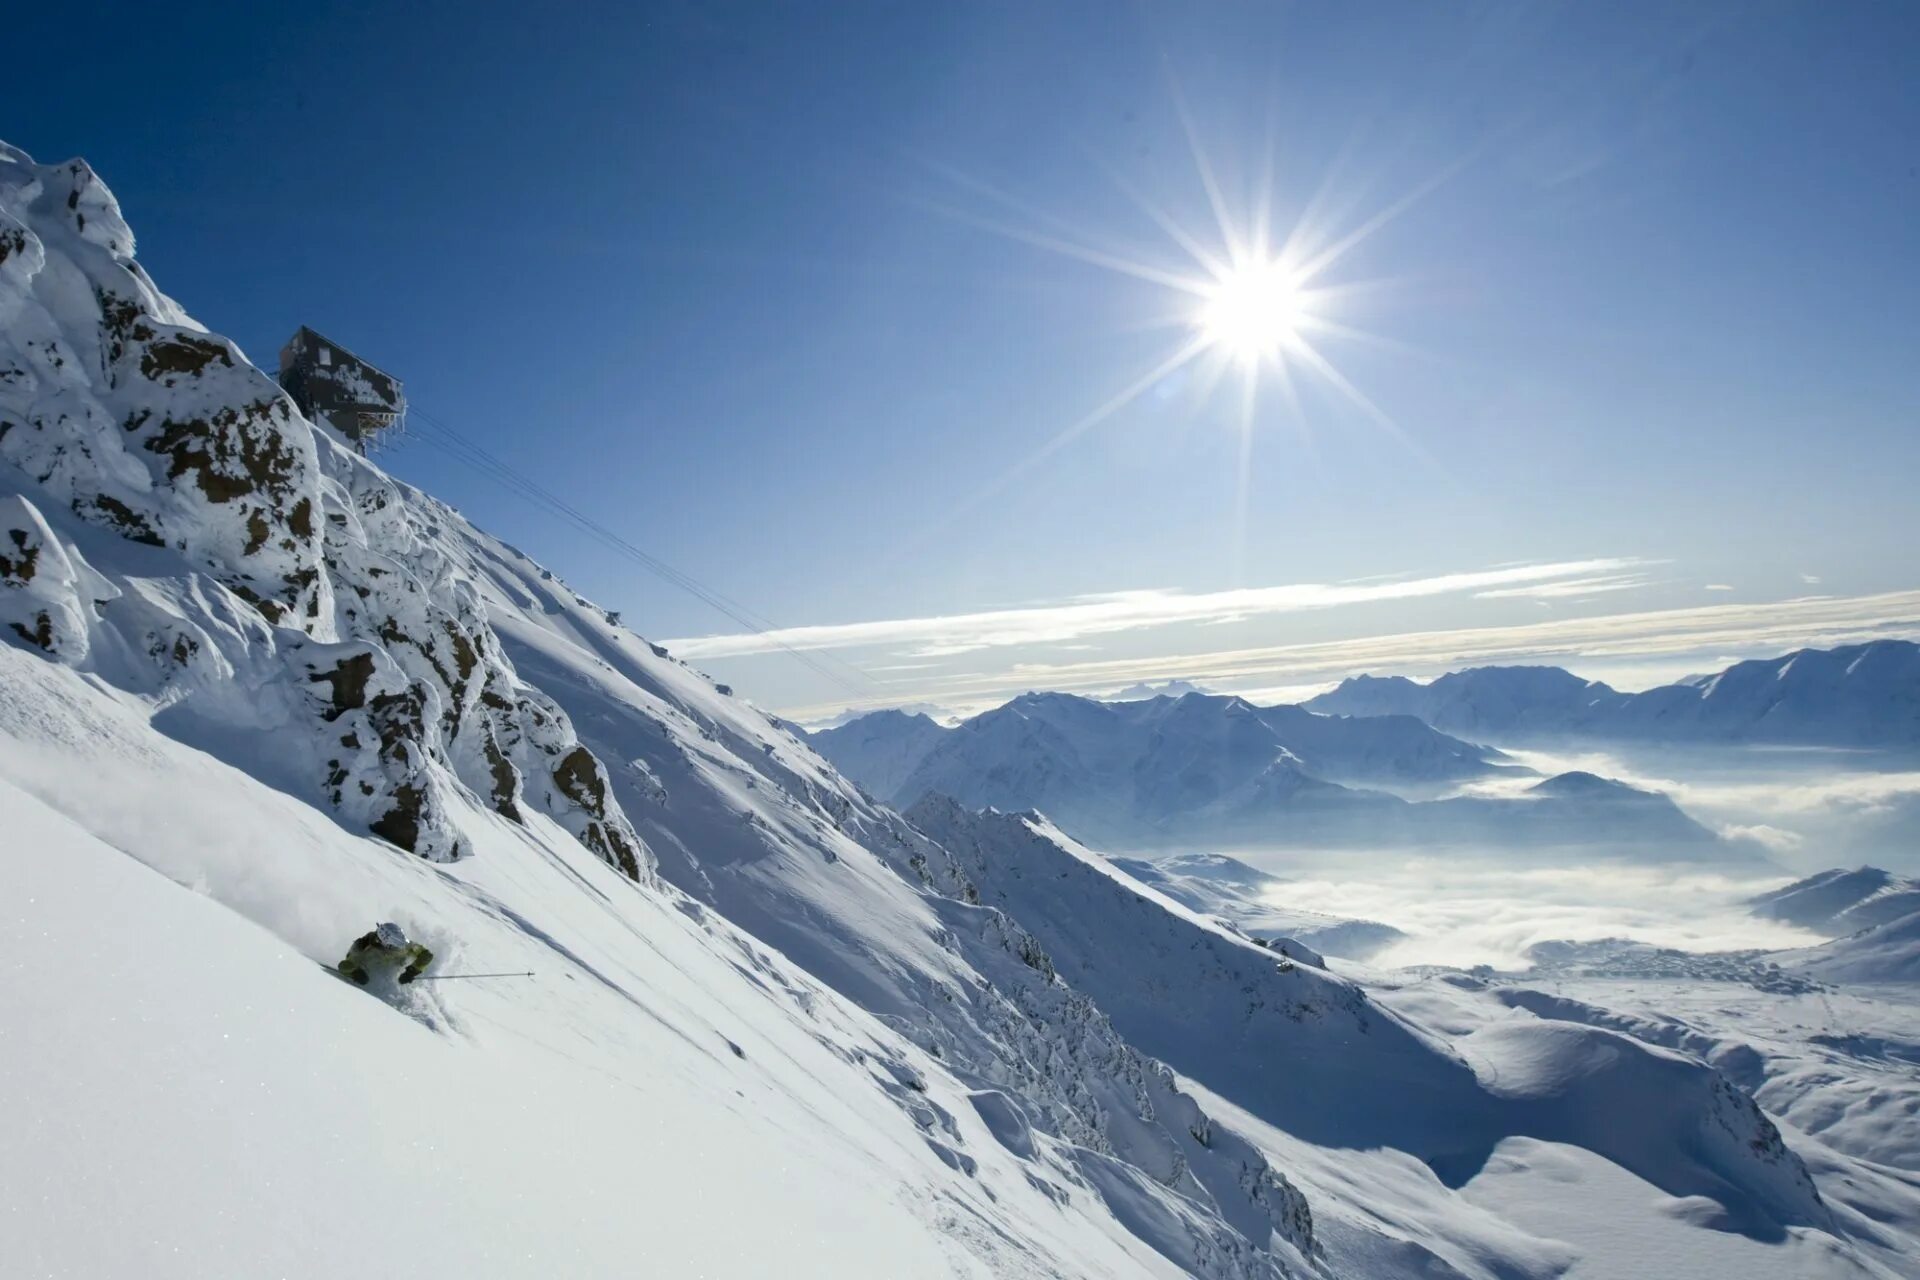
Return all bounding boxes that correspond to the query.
[12,2,1918,717]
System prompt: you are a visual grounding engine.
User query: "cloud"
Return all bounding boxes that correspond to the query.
[779,587,1920,720]
[1802,574,1823,585]
[1242,858,1822,970]
[666,558,1647,659]
[1473,574,1651,601]
[1718,823,1804,852]
[1705,584,1734,592]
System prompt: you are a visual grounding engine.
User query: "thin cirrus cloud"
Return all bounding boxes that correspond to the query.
[1472,573,1653,601]
[665,557,1649,660]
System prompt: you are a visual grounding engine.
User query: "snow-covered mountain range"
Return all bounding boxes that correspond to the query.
[6,142,1919,1277]
[812,691,1736,855]
[1305,643,1920,747]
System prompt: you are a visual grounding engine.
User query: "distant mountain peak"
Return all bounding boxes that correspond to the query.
[1100,678,1214,702]
[1528,770,1643,798]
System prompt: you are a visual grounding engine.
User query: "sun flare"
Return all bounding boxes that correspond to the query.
[1198,258,1306,363]
[917,103,1442,561]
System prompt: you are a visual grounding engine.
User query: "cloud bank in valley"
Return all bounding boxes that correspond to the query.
[1244,858,1824,970]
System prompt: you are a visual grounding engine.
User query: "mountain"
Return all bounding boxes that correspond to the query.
[812,690,1511,845]
[805,708,950,799]
[1750,867,1920,936]
[814,691,1507,809]
[813,692,1733,855]
[1104,678,1214,701]
[0,140,1315,1278]
[1305,642,1920,748]
[1306,666,1610,739]
[804,699,953,730]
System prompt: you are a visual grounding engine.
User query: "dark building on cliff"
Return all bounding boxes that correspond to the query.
[276,327,405,452]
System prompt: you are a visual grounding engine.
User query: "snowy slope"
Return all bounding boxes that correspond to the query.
[0,144,643,875]
[0,668,1209,1278]
[0,140,1318,1278]
[1474,975,1920,1259]
[1306,643,1920,748]
[457,533,1320,1279]
[1782,912,1920,984]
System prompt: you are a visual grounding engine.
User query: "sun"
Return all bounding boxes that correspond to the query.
[1197,257,1306,363]
[913,100,1441,552]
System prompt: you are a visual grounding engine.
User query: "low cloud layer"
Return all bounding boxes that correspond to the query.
[1239,857,1824,970]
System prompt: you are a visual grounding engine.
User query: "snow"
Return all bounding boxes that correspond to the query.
[1487,980,1920,1178]
[0,648,1240,1278]
[2,780,956,1278]
[1788,913,1920,984]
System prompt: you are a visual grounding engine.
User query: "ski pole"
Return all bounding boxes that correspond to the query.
[412,971,536,981]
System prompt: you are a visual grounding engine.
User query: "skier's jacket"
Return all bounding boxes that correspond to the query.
[338,923,433,986]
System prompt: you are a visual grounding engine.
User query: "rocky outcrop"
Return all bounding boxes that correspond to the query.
[0,142,647,877]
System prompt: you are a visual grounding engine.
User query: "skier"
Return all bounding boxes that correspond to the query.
[337,922,434,986]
